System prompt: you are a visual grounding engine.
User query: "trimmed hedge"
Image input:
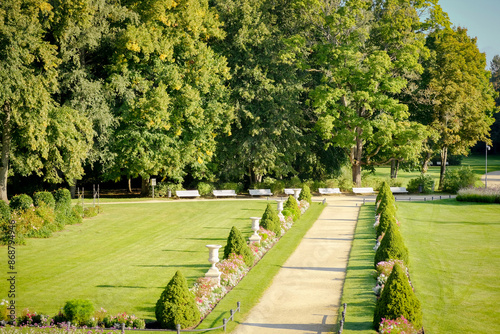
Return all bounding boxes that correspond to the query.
[10,194,33,212]
[284,195,300,221]
[374,220,409,267]
[298,185,312,204]
[260,203,281,236]
[33,191,56,209]
[63,299,94,327]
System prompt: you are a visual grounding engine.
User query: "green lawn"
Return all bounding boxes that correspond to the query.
[1,200,270,320]
[338,204,377,334]
[398,200,500,333]
[0,199,325,330]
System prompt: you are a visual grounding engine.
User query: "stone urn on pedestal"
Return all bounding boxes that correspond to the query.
[276,200,285,216]
[249,217,261,243]
[205,244,222,285]
[293,188,301,202]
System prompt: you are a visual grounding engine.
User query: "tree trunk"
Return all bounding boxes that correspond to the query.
[70,180,77,199]
[422,152,432,173]
[351,126,363,187]
[128,178,132,193]
[390,160,396,179]
[0,103,12,203]
[141,176,149,196]
[439,146,448,190]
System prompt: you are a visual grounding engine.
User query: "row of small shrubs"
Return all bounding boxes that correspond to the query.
[0,299,144,329]
[0,189,99,245]
[155,195,312,329]
[372,182,422,332]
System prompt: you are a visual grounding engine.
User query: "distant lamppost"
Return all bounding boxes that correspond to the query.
[486,144,491,188]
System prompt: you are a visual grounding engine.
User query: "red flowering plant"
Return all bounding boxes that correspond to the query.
[379,316,418,334]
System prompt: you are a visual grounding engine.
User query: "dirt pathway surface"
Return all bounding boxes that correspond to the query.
[481,171,500,187]
[232,196,363,334]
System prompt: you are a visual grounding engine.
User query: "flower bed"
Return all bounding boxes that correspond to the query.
[456,186,500,203]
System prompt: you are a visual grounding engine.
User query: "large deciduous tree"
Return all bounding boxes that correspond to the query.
[308,0,433,186]
[423,27,497,188]
[106,0,233,194]
[0,0,93,202]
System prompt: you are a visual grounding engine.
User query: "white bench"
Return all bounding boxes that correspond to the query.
[249,189,273,196]
[390,187,408,194]
[213,189,237,197]
[352,187,375,194]
[284,188,301,195]
[318,188,341,195]
[175,190,200,198]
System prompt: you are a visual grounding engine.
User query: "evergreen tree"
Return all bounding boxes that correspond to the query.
[284,195,300,221]
[223,226,254,267]
[373,263,423,330]
[374,220,409,267]
[376,209,397,239]
[155,271,200,329]
[260,203,281,236]
[298,184,312,204]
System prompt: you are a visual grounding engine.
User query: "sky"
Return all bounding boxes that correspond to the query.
[437,0,500,68]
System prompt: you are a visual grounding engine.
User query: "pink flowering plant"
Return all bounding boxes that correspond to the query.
[298,200,310,215]
[279,214,294,234]
[190,277,227,319]
[373,260,412,297]
[217,253,250,287]
[379,316,418,334]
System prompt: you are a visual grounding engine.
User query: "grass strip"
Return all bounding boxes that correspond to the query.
[190,202,325,333]
[338,204,377,334]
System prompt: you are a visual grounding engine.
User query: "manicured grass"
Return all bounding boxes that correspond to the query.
[196,202,325,333]
[397,200,500,333]
[338,204,377,334]
[1,200,273,321]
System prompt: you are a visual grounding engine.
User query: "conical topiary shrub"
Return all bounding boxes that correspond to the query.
[376,181,393,204]
[376,191,396,215]
[156,271,200,329]
[284,195,300,221]
[374,220,409,267]
[223,226,254,266]
[260,203,281,236]
[373,263,423,330]
[376,209,397,238]
[298,185,312,204]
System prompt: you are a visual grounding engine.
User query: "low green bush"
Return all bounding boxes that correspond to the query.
[374,220,409,267]
[33,191,56,209]
[62,299,95,327]
[223,226,254,267]
[441,166,478,194]
[407,174,434,194]
[286,176,302,188]
[155,182,184,197]
[83,206,101,217]
[54,189,72,215]
[373,263,422,330]
[298,184,312,204]
[0,201,11,224]
[197,182,214,196]
[9,194,33,212]
[219,182,244,194]
[258,177,285,195]
[376,181,392,204]
[156,271,200,329]
[260,203,281,236]
[376,210,397,239]
[69,205,83,224]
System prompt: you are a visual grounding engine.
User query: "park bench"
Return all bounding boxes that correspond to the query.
[390,187,408,194]
[249,189,273,196]
[318,188,341,195]
[284,188,302,196]
[212,189,237,198]
[352,187,375,194]
[175,190,201,198]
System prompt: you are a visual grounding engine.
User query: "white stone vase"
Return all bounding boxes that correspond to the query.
[205,244,222,285]
[249,217,261,242]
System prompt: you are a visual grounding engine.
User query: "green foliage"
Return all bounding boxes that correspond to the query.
[156,182,184,197]
[70,206,83,225]
[9,194,33,212]
[375,220,409,267]
[63,299,95,327]
[407,174,435,193]
[456,187,500,203]
[0,201,11,223]
[376,210,397,239]
[197,182,214,196]
[376,181,392,204]
[33,191,56,209]
[376,196,396,216]
[441,167,478,194]
[260,203,281,236]
[284,196,300,221]
[53,189,72,215]
[155,271,200,329]
[219,182,244,194]
[298,184,312,204]
[373,263,423,330]
[256,178,285,195]
[223,226,254,267]
[83,206,101,218]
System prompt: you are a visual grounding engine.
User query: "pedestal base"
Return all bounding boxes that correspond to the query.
[249,234,261,243]
[205,268,221,285]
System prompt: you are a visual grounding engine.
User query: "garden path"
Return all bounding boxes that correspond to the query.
[482,171,500,187]
[232,195,364,334]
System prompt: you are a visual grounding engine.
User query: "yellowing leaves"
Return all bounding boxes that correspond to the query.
[197,157,203,164]
[126,41,141,53]
[159,53,168,61]
[39,1,53,12]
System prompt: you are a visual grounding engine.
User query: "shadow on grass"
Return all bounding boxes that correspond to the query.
[162,249,203,253]
[97,285,148,289]
[182,237,227,241]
